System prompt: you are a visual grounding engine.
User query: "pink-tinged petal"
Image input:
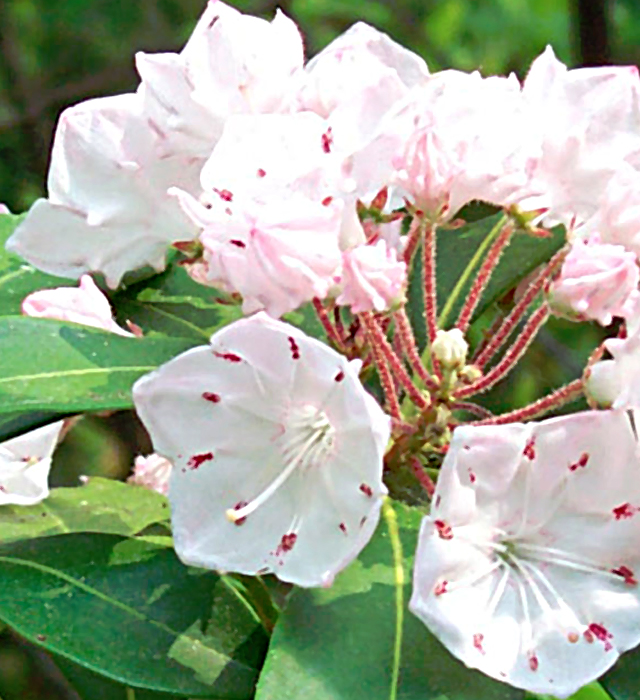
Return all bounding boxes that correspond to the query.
[133,312,389,586]
[22,275,133,336]
[593,329,640,410]
[128,453,172,495]
[0,422,64,505]
[336,239,406,313]
[411,410,640,697]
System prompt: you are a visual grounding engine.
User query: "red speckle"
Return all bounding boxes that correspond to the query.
[613,503,637,520]
[213,350,242,363]
[208,15,219,28]
[612,565,638,586]
[468,469,476,484]
[231,501,248,526]
[230,239,246,248]
[0,485,5,493]
[257,168,266,178]
[275,532,297,556]
[202,392,221,403]
[339,522,347,534]
[187,452,214,470]
[586,623,613,652]
[213,187,233,202]
[359,516,367,528]
[334,370,345,382]
[473,633,485,654]
[434,580,448,596]
[257,566,269,575]
[569,452,589,472]
[288,336,300,360]
[523,439,536,460]
[435,495,442,508]
[528,653,539,672]
[321,127,333,153]
[359,483,373,498]
[434,520,453,540]
[322,196,333,206]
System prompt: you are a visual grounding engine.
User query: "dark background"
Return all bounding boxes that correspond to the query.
[0,0,631,696]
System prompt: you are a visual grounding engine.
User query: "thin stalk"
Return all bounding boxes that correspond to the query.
[403,214,423,266]
[369,337,403,420]
[473,248,566,368]
[456,305,549,399]
[455,221,514,333]
[382,499,404,700]
[312,297,344,349]
[438,214,508,329]
[409,456,436,497]
[469,379,583,425]
[423,221,439,344]
[394,309,439,391]
[450,401,495,420]
[361,312,430,411]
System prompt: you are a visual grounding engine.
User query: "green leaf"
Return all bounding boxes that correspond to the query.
[601,645,640,700]
[0,477,169,545]
[0,213,75,315]
[113,263,243,341]
[56,655,207,700]
[0,533,268,698]
[255,501,523,700]
[0,317,199,416]
[407,214,566,349]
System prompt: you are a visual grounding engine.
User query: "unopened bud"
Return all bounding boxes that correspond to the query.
[458,364,482,384]
[583,360,620,408]
[432,329,468,370]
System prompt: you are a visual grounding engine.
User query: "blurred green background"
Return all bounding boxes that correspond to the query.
[0,0,633,697]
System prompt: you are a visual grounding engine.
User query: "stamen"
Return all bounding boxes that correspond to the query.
[437,558,503,594]
[516,542,625,583]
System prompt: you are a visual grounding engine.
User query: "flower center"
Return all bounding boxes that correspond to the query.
[225,404,335,523]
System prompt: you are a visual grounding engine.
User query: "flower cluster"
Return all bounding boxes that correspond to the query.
[8,2,640,697]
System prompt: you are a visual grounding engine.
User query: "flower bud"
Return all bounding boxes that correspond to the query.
[583,360,621,408]
[432,329,468,370]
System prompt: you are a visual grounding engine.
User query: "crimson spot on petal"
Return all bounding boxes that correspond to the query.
[339,522,347,534]
[202,392,221,403]
[359,483,373,498]
[334,370,345,382]
[257,168,266,178]
[613,502,637,520]
[569,452,589,472]
[434,519,453,540]
[213,187,233,202]
[528,653,539,672]
[288,337,300,360]
[434,580,448,596]
[322,196,333,206]
[321,128,333,153]
[473,633,485,654]
[230,239,246,248]
[213,350,242,363]
[523,439,535,460]
[276,532,297,556]
[188,452,214,470]
[587,623,613,652]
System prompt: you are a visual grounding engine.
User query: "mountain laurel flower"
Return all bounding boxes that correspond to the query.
[410,410,640,697]
[0,422,64,505]
[133,312,390,587]
[128,453,173,496]
[22,275,133,336]
[547,236,639,326]
[336,239,406,313]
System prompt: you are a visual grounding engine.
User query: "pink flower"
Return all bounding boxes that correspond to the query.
[22,275,133,336]
[171,187,343,318]
[548,236,639,326]
[336,239,406,313]
[128,453,172,496]
[0,422,64,505]
[411,410,640,697]
[133,312,389,587]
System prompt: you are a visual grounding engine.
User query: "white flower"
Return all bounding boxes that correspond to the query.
[0,422,64,505]
[132,312,389,587]
[410,410,640,697]
[431,328,469,369]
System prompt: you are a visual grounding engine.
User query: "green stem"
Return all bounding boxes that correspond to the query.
[382,498,404,700]
[437,215,507,329]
